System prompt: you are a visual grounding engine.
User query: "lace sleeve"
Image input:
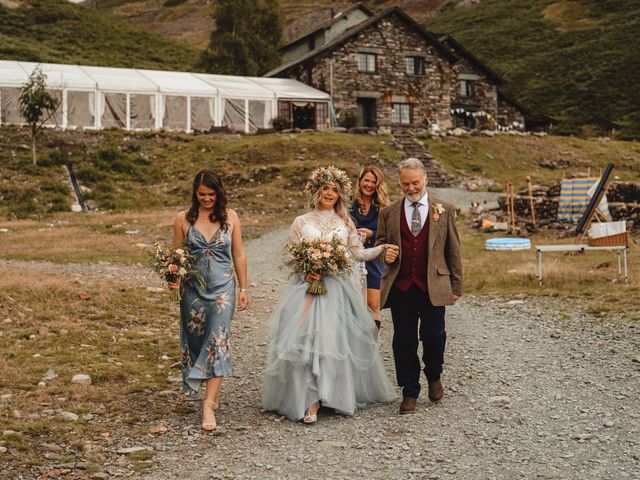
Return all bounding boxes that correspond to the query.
[288,216,303,247]
[347,224,385,262]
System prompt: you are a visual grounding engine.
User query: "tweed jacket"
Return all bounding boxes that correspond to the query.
[375,196,463,308]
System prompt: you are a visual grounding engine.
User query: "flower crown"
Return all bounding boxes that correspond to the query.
[304,166,353,198]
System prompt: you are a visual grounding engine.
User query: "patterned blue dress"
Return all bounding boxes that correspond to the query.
[179,225,235,392]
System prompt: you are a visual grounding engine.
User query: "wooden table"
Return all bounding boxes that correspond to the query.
[535,244,628,286]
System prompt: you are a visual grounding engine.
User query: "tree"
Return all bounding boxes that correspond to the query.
[198,0,283,76]
[19,67,61,166]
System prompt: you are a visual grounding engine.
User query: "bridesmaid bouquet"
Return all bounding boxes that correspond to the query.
[286,236,352,295]
[149,243,204,301]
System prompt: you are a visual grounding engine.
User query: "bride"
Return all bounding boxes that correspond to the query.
[262,166,397,423]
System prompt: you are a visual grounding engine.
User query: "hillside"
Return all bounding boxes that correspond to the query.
[97,0,448,49]
[427,0,640,138]
[0,0,199,70]
[96,0,640,138]
[1,126,639,223]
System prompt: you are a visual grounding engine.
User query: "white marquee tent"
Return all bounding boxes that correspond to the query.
[0,61,331,133]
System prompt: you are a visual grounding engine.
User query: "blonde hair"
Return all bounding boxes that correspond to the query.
[354,166,390,211]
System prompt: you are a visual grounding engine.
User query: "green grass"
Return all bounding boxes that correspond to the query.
[427,0,640,139]
[0,0,200,70]
[0,126,400,221]
[426,134,640,191]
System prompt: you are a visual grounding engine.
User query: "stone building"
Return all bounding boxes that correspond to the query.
[267,5,541,131]
[437,34,502,130]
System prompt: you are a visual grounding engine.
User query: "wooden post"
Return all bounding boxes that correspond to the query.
[505,180,516,234]
[505,180,512,233]
[526,176,537,229]
[509,182,516,233]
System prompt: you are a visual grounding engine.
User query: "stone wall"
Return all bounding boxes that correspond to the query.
[278,13,454,129]
[450,58,498,130]
[497,97,526,130]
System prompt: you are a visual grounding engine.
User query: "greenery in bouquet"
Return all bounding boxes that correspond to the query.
[149,242,205,301]
[286,236,352,295]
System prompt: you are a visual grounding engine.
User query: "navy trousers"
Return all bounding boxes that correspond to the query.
[389,284,446,399]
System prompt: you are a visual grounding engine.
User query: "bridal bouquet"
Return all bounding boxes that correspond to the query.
[286,236,352,295]
[149,243,204,301]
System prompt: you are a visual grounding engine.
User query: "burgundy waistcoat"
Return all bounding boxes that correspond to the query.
[396,205,430,293]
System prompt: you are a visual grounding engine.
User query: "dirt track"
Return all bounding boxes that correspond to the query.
[2,227,639,480]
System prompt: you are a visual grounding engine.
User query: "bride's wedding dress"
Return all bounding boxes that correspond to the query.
[262,209,395,421]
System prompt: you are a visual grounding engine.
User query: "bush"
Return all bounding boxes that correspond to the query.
[40,150,69,167]
[271,116,290,131]
[338,110,358,129]
[0,186,39,219]
[41,179,69,195]
[76,163,106,183]
[46,193,70,213]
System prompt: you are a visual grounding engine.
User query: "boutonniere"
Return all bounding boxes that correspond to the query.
[432,203,445,222]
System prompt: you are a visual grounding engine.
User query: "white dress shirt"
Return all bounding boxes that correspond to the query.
[404,191,429,232]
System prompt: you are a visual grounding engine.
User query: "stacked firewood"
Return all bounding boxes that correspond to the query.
[496,183,561,225]
[493,181,640,229]
[607,182,640,229]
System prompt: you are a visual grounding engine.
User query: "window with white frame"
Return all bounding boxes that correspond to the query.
[460,79,473,97]
[391,103,411,124]
[405,56,425,75]
[357,53,377,73]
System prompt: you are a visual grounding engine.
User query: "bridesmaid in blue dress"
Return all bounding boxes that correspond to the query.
[350,166,390,331]
[171,169,249,431]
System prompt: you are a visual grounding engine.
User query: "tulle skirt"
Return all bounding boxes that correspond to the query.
[262,275,396,421]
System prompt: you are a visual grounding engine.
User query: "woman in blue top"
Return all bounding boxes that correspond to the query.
[349,166,390,331]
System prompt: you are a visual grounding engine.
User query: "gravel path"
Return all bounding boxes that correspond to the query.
[3,227,639,480]
[138,228,639,480]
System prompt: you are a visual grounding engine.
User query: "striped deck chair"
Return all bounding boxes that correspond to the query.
[557,177,612,222]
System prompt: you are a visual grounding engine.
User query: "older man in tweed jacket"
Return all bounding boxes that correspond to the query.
[376,158,462,414]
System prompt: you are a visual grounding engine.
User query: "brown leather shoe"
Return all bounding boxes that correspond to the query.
[399,397,417,414]
[428,379,444,402]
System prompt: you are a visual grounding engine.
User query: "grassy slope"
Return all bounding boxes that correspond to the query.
[0,0,199,70]
[0,127,400,225]
[2,127,639,222]
[426,134,640,191]
[427,0,640,138]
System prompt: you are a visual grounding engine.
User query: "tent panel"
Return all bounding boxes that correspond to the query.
[162,95,188,131]
[82,66,158,93]
[0,61,29,86]
[130,94,155,130]
[0,87,23,124]
[252,77,331,100]
[248,100,272,132]
[102,93,126,128]
[140,70,216,96]
[190,97,215,132]
[222,98,246,132]
[18,62,96,90]
[196,74,273,99]
[67,91,95,128]
[42,89,63,127]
